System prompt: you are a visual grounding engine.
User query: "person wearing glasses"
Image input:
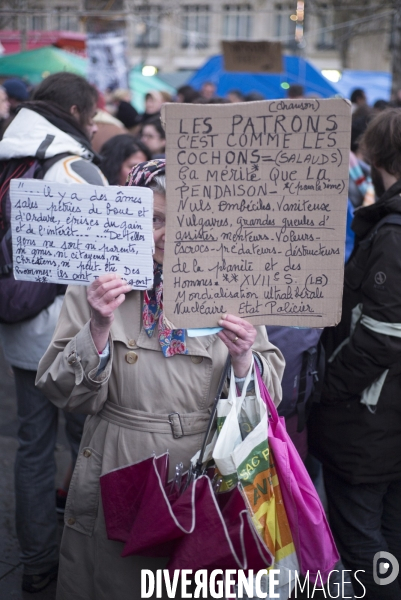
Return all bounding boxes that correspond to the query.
[36,159,284,600]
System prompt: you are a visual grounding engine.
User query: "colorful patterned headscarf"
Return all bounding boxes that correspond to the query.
[126,159,187,358]
[126,158,166,187]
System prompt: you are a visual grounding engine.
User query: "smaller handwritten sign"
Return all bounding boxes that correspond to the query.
[10,179,154,288]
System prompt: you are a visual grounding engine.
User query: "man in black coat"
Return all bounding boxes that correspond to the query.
[309,109,401,600]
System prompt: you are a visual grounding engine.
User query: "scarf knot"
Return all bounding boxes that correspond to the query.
[143,263,187,357]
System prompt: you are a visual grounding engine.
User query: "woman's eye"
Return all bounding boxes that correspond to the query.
[153,216,165,229]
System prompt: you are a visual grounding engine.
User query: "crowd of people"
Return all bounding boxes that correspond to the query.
[0,71,400,600]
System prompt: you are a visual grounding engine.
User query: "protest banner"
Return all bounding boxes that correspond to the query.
[87,31,128,92]
[10,180,154,289]
[162,98,352,328]
[222,41,283,73]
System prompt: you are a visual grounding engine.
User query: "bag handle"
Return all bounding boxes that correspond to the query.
[254,362,279,424]
[194,354,231,476]
[228,359,256,416]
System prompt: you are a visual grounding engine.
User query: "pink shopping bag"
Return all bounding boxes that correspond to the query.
[255,366,339,582]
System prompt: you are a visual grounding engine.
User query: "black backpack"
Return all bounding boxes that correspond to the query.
[266,326,325,432]
[0,155,68,324]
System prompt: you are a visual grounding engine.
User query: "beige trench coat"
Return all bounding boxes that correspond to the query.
[36,285,284,600]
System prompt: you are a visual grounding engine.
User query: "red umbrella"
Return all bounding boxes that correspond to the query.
[101,356,273,572]
[100,452,273,572]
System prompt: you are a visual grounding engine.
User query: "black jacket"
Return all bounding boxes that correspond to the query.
[309,180,401,484]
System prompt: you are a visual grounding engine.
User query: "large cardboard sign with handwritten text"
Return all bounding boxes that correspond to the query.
[162,98,351,328]
[10,180,154,288]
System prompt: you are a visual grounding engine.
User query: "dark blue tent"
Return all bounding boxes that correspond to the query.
[188,54,338,100]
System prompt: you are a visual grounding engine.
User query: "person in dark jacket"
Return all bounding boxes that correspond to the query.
[309,109,401,599]
[0,72,107,594]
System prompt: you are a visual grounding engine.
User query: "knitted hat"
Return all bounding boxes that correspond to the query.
[3,78,29,101]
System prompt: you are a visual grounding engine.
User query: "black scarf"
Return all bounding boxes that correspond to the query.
[16,100,101,165]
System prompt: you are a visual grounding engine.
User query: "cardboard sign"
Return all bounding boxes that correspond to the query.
[222,40,283,73]
[162,98,351,328]
[10,180,154,288]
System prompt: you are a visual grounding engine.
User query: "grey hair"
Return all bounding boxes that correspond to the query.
[148,174,166,195]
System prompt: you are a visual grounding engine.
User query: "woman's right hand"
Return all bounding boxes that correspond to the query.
[87,274,132,352]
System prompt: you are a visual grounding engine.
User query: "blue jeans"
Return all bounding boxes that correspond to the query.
[324,468,401,600]
[13,367,85,575]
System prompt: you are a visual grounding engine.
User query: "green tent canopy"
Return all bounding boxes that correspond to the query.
[0,46,176,112]
[0,46,87,84]
[129,65,176,113]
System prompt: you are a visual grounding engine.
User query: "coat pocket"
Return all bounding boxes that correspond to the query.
[64,446,102,536]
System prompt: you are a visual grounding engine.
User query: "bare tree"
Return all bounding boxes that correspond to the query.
[308,0,392,69]
[390,0,401,96]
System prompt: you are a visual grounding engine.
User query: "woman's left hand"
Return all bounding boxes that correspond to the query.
[217,314,257,378]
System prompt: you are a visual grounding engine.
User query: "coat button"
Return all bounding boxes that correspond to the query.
[67,352,77,365]
[83,449,92,458]
[190,356,203,364]
[125,351,138,364]
[127,339,136,347]
[67,517,76,526]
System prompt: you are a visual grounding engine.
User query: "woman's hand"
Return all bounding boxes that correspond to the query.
[87,274,132,352]
[217,314,257,378]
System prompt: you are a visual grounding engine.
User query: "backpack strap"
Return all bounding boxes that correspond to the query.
[295,341,326,433]
[37,152,72,178]
[306,342,325,409]
[0,227,12,274]
[295,349,310,433]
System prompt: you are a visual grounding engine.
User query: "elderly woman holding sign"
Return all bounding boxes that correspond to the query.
[36,159,284,600]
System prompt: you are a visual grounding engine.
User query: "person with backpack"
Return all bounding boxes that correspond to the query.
[0,72,107,593]
[309,109,401,599]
